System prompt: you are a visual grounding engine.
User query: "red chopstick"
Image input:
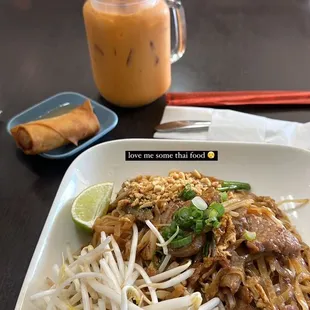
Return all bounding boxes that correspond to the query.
[166,91,310,106]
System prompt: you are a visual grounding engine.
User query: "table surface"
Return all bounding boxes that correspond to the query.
[2,0,310,308]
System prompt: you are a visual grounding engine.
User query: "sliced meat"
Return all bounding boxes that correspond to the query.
[201,187,221,205]
[220,252,244,294]
[161,200,190,224]
[169,234,206,258]
[233,208,301,256]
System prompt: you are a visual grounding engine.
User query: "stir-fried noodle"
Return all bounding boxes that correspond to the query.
[32,170,310,310]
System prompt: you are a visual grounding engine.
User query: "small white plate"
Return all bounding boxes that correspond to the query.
[14,139,310,309]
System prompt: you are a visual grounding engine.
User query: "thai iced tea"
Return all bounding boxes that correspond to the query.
[83,0,172,107]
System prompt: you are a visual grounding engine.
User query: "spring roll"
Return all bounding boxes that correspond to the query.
[11,100,100,155]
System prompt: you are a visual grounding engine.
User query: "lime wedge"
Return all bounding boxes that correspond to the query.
[71,182,113,232]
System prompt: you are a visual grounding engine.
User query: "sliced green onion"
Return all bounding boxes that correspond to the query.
[174,207,193,229]
[209,202,225,217]
[174,205,204,229]
[179,184,196,201]
[220,192,228,202]
[207,209,218,219]
[194,220,203,233]
[157,226,180,247]
[243,230,256,241]
[170,235,192,248]
[213,220,221,228]
[218,181,251,192]
[170,221,177,233]
[191,196,208,211]
[161,227,172,240]
[162,220,179,240]
[205,217,220,229]
[191,207,204,220]
[205,217,214,227]
[176,207,191,220]
[177,229,186,238]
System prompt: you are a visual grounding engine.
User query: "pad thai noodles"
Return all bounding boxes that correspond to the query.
[31,170,310,310]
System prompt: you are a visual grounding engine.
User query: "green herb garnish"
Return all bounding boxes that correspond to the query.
[209,202,225,217]
[174,205,204,230]
[243,230,256,241]
[205,217,220,229]
[161,196,227,249]
[170,235,192,248]
[220,191,228,202]
[179,184,196,201]
[218,181,251,192]
[194,220,204,233]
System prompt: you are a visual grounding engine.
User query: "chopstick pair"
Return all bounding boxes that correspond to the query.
[166,91,310,106]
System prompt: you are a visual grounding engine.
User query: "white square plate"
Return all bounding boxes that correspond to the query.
[15,139,310,309]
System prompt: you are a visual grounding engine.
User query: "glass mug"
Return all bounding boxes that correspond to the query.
[83,0,186,107]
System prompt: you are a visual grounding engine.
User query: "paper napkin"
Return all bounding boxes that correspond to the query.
[153,106,310,150]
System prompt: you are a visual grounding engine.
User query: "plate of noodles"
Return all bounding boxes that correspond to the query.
[15,139,310,310]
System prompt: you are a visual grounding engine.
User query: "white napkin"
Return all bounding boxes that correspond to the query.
[154,106,310,149]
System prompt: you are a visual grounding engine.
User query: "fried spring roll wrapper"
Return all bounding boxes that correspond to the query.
[11,100,100,155]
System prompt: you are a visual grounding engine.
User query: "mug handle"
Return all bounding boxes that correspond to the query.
[167,0,187,63]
